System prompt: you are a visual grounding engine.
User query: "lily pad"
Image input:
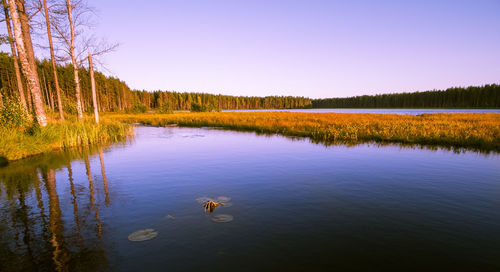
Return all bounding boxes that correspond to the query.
[166,215,175,220]
[211,214,234,223]
[217,196,231,203]
[128,229,158,242]
[220,202,233,207]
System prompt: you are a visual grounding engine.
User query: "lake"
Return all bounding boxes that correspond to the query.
[1,126,499,271]
[222,108,500,115]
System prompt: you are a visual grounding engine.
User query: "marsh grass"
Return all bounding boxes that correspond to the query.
[0,119,132,161]
[106,112,500,152]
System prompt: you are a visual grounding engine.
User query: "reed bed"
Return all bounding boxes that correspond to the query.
[0,119,132,161]
[106,112,500,151]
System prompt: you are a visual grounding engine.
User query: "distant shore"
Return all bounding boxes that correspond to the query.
[2,111,499,162]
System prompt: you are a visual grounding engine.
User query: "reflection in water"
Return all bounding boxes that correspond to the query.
[0,146,113,271]
[0,127,499,271]
[67,164,83,246]
[43,168,69,271]
[99,148,110,206]
[84,156,103,238]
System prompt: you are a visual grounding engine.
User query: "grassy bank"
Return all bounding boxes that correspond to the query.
[106,112,500,151]
[0,119,132,161]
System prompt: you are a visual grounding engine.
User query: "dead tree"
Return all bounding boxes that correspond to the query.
[51,0,116,121]
[43,0,64,119]
[7,0,47,126]
[1,0,27,110]
[88,51,97,123]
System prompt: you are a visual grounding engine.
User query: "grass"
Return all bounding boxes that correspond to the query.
[0,119,132,161]
[105,112,500,152]
[2,111,498,161]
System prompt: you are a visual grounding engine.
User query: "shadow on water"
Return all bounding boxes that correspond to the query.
[0,157,8,168]
[0,144,114,272]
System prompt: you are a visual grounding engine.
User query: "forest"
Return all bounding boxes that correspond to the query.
[0,54,312,114]
[3,50,498,113]
[312,85,500,108]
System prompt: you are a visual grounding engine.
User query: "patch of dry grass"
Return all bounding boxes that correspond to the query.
[106,112,500,151]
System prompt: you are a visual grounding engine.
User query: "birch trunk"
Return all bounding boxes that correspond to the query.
[66,0,83,120]
[1,0,26,110]
[9,0,47,126]
[88,52,98,123]
[43,0,64,120]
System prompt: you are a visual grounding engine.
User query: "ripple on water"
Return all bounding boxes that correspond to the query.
[211,214,234,223]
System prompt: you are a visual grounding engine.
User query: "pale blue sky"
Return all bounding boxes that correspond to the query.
[3,0,500,98]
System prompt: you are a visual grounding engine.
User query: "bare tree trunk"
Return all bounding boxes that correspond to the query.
[44,71,55,110]
[43,0,64,120]
[9,0,47,126]
[117,89,122,110]
[2,0,26,110]
[0,89,3,107]
[121,85,127,110]
[42,71,53,110]
[48,83,55,111]
[66,0,83,120]
[88,52,98,123]
[26,80,32,112]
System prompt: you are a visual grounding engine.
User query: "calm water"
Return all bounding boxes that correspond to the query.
[1,127,499,271]
[222,108,500,114]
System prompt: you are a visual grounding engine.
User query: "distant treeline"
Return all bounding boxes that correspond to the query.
[2,53,498,112]
[312,85,500,108]
[0,53,312,112]
[132,90,312,111]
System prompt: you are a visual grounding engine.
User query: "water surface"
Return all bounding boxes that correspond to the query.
[1,127,499,271]
[222,108,500,114]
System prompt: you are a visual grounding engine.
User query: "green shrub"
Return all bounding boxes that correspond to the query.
[0,98,30,128]
[158,104,174,114]
[131,104,147,113]
[63,100,78,115]
[190,103,221,112]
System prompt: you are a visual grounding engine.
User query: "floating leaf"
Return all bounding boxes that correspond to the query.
[217,196,231,203]
[128,229,158,242]
[166,215,175,220]
[220,202,233,207]
[211,214,234,223]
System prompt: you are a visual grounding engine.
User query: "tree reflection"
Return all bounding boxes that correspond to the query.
[42,168,69,272]
[84,156,103,238]
[99,147,110,206]
[67,163,83,246]
[0,145,113,271]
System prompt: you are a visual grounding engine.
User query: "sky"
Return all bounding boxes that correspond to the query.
[3,0,500,98]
